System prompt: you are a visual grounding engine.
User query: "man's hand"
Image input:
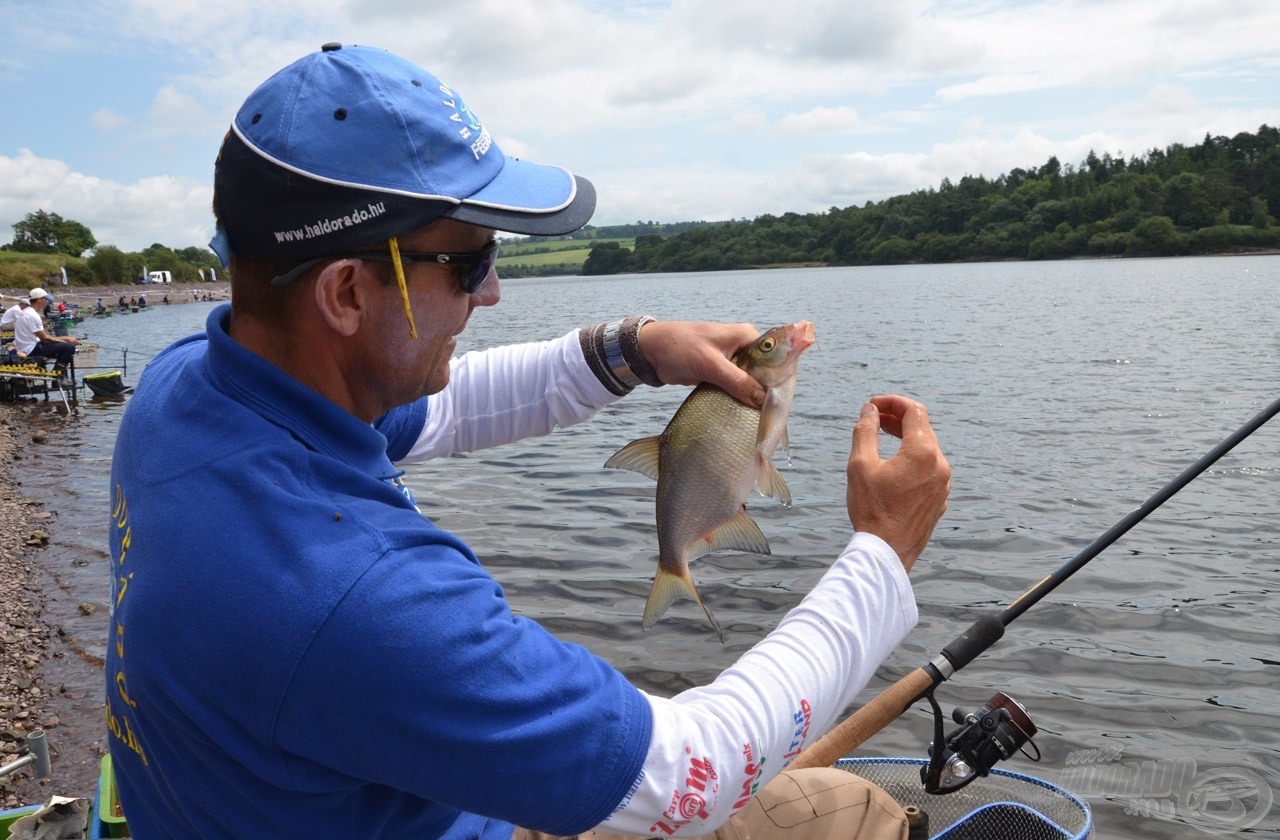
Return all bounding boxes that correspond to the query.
[847,395,951,572]
[637,321,765,408]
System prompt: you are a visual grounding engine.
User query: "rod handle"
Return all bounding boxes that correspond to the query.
[789,667,938,770]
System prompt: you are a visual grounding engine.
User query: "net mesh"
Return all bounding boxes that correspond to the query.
[835,758,1092,840]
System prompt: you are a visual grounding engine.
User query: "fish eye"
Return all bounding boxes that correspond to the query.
[760,337,776,352]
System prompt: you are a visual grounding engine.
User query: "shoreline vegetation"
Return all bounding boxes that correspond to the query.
[573,126,1280,275]
[4,128,1279,286]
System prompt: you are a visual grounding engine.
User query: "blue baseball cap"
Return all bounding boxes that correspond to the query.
[212,43,595,264]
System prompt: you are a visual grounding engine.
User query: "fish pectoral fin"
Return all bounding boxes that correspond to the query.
[604,435,661,480]
[753,460,793,508]
[643,568,725,643]
[702,509,771,556]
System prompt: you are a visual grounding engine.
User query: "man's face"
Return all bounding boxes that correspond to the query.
[355,218,501,412]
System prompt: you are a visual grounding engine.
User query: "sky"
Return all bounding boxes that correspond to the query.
[1,0,1278,254]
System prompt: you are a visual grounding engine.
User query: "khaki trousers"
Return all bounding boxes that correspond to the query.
[515,767,907,840]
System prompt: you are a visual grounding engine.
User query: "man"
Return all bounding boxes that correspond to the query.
[12,287,77,367]
[106,44,950,839]
[0,297,26,330]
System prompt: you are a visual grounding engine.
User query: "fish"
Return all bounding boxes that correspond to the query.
[605,321,816,641]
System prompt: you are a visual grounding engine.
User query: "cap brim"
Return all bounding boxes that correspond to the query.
[445,158,596,236]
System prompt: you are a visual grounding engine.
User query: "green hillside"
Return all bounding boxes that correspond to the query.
[0,250,88,289]
[497,236,635,277]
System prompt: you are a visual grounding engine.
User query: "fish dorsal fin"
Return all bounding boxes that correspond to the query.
[604,435,661,480]
[754,460,793,508]
[688,509,772,562]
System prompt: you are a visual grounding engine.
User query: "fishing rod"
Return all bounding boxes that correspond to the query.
[791,392,1280,792]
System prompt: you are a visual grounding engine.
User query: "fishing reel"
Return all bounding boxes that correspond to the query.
[921,690,1040,794]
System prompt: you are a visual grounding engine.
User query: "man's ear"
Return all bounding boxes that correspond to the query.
[311,260,369,338]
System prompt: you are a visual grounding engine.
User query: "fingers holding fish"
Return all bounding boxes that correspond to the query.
[846,396,951,573]
[609,323,815,639]
[636,320,766,408]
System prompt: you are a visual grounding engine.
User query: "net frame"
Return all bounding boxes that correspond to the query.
[835,757,1092,839]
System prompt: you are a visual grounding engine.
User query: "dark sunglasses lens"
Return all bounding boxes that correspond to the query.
[462,247,498,293]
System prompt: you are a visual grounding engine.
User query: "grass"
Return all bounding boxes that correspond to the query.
[0,251,87,288]
[499,236,634,257]
[497,237,635,273]
[498,248,594,268]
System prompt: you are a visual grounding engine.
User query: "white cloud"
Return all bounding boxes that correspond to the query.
[777,106,863,136]
[0,150,213,252]
[91,108,129,132]
[143,84,214,142]
[3,0,1279,244]
[678,0,924,61]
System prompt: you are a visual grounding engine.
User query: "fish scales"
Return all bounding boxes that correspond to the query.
[656,386,764,563]
[606,322,815,641]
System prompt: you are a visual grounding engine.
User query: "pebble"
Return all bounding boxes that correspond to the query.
[0,294,225,806]
[0,409,64,802]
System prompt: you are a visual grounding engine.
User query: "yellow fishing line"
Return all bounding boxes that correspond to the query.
[388,236,418,339]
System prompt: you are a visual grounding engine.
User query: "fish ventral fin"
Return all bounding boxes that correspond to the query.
[643,568,725,643]
[753,460,792,508]
[604,435,661,481]
[690,509,772,561]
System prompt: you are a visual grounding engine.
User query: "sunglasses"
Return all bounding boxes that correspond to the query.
[270,240,500,293]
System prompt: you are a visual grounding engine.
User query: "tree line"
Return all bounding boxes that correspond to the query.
[520,220,717,246]
[583,125,1280,275]
[2,209,219,285]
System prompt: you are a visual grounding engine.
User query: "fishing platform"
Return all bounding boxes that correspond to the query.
[0,342,101,410]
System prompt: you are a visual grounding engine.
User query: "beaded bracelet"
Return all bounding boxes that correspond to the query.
[580,315,663,395]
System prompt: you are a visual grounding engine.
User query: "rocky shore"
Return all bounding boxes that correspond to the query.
[0,282,229,810]
[0,411,65,810]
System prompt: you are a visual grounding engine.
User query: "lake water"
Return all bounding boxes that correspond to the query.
[21,255,1280,837]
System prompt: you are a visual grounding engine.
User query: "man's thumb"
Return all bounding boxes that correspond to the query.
[851,402,880,457]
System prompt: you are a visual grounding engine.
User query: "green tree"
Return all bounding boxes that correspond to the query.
[581,241,634,275]
[57,219,97,257]
[870,236,917,264]
[1159,173,1216,229]
[1249,197,1275,228]
[1126,216,1187,256]
[177,246,218,267]
[8,209,97,256]
[88,245,129,283]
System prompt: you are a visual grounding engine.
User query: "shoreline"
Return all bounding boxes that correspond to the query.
[0,281,230,308]
[0,281,230,808]
[0,407,64,809]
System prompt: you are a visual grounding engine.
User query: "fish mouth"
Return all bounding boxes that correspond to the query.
[788,321,816,351]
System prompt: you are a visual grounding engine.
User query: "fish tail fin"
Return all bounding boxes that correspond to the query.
[643,568,725,643]
[754,460,793,508]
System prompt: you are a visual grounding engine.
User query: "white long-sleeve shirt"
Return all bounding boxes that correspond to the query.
[395,330,917,836]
